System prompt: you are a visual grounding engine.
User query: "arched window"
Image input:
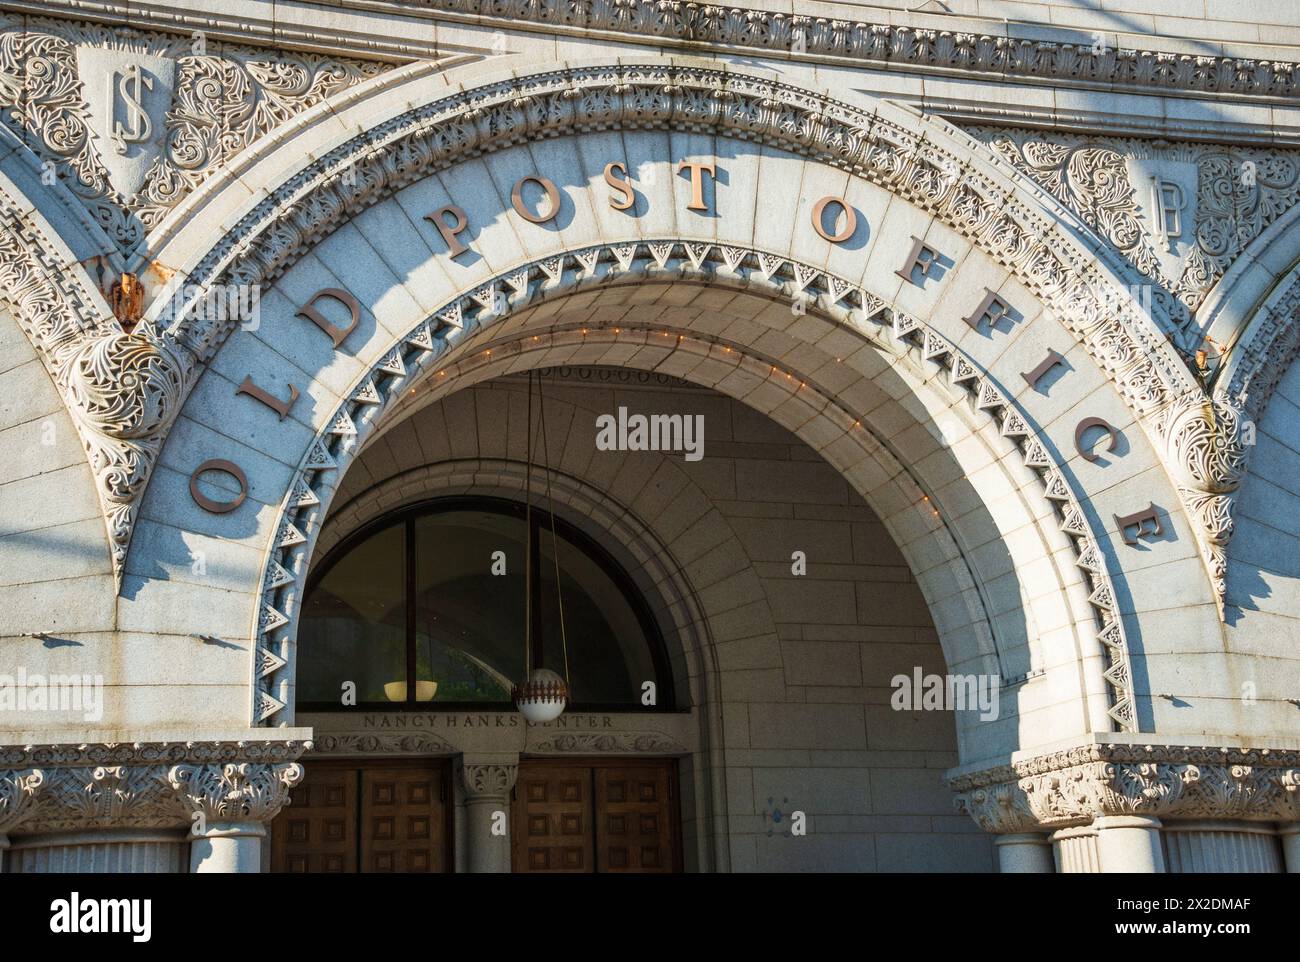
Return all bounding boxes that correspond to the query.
[297,497,673,711]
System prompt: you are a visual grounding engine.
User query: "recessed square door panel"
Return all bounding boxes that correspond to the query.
[512,758,679,873]
[361,767,448,873]
[271,761,450,873]
[511,764,592,873]
[270,766,358,874]
[595,764,676,873]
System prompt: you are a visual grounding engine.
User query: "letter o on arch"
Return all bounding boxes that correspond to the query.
[811,196,857,244]
[511,174,561,224]
[189,459,249,514]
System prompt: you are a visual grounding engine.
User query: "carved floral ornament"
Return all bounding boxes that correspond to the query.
[950,744,1300,834]
[0,13,393,257]
[972,127,1300,337]
[0,740,309,835]
[0,62,1265,616]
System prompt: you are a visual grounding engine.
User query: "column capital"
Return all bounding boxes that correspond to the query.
[950,738,1300,834]
[458,756,519,800]
[167,762,304,827]
[0,769,45,835]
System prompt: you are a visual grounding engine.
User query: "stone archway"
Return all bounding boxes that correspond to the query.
[114,56,1226,759]
[2,50,1291,874]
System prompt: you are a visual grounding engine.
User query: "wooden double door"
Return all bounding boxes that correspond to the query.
[271,760,452,873]
[511,758,681,873]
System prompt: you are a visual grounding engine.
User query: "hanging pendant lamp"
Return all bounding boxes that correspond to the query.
[512,369,572,723]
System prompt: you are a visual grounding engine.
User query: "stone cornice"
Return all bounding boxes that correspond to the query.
[10,0,1300,107]
[0,739,312,835]
[949,740,1300,833]
[0,738,313,768]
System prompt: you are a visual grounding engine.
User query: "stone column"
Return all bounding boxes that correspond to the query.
[994,832,1055,873]
[1278,824,1300,873]
[1094,814,1166,872]
[0,770,45,873]
[459,758,518,873]
[168,762,303,874]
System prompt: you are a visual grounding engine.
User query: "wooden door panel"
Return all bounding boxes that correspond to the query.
[595,764,676,873]
[361,766,448,873]
[271,766,357,874]
[511,759,679,873]
[511,764,593,873]
[271,761,450,873]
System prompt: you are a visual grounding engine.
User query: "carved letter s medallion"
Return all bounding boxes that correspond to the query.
[73,46,176,198]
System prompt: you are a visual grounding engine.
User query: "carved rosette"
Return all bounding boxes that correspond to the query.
[167,762,304,825]
[952,745,1300,833]
[459,763,519,799]
[1162,393,1251,610]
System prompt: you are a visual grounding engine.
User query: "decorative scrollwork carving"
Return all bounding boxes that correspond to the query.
[459,762,518,798]
[0,13,392,257]
[0,769,45,834]
[1162,394,1251,608]
[167,761,304,824]
[530,731,684,754]
[951,742,1300,832]
[26,765,178,833]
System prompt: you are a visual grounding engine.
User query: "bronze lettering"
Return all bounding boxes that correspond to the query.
[811,196,857,243]
[425,204,471,256]
[511,174,561,224]
[1021,349,1066,391]
[603,161,635,211]
[1114,503,1163,546]
[895,236,942,286]
[962,288,1014,332]
[1075,416,1121,463]
[295,288,360,349]
[236,375,299,420]
[676,160,717,212]
[189,459,248,514]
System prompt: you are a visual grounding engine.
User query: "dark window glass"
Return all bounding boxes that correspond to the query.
[412,510,526,703]
[537,524,655,705]
[296,500,670,710]
[297,522,406,705]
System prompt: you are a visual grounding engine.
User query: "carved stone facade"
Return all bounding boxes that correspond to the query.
[952,742,1300,833]
[1,0,1299,874]
[0,741,309,840]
